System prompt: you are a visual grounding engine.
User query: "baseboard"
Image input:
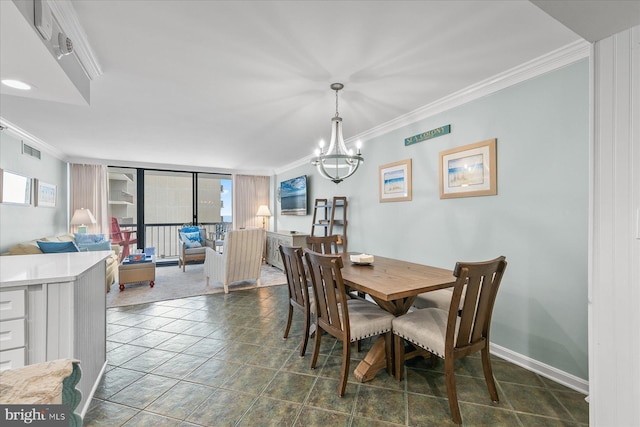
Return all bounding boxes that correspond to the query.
[491,343,589,395]
[79,360,108,419]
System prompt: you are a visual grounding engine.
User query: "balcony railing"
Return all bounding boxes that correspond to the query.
[118,222,231,262]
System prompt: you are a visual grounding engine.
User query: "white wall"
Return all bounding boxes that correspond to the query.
[589,26,640,426]
[276,59,590,385]
[0,131,68,252]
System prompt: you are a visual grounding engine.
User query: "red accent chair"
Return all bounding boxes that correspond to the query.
[110,217,137,262]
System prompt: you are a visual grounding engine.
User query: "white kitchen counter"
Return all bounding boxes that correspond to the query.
[0,251,111,288]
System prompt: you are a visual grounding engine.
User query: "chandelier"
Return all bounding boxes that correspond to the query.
[311,83,364,184]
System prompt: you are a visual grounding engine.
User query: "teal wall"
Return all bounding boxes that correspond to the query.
[0,132,68,252]
[276,60,589,380]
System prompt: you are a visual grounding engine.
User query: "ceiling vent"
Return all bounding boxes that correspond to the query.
[22,142,41,160]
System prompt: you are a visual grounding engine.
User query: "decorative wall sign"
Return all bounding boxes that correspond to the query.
[379,159,412,202]
[404,124,451,146]
[439,138,497,199]
[35,180,57,207]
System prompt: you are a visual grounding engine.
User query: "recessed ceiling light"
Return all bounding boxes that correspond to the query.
[1,79,33,90]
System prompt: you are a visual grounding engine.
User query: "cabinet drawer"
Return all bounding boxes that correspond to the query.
[0,289,26,320]
[0,347,25,372]
[0,318,25,350]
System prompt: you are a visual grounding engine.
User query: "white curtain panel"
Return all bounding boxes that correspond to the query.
[70,164,109,235]
[233,174,270,229]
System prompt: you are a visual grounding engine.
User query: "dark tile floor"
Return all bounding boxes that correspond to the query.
[85,285,589,426]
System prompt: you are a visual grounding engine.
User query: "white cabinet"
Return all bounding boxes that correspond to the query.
[0,252,108,417]
[265,231,309,270]
[0,289,26,371]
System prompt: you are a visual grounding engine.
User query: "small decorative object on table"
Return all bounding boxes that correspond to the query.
[350,253,374,265]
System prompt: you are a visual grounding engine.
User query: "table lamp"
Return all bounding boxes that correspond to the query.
[256,205,271,230]
[70,208,96,233]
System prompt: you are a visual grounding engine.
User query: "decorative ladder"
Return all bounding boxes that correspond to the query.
[311,196,348,253]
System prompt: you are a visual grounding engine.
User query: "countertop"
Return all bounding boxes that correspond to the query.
[0,251,112,288]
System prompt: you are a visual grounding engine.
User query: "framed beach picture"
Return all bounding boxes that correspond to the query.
[379,159,412,202]
[0,169,32,206]
[439,138,497,199]
[35,180,57,207]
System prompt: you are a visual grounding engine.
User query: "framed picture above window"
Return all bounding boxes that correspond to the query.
[439,138,497,199]
[379,159,412,202]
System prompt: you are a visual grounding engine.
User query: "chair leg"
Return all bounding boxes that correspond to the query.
[481,348,499,402]
[356,339,361,352]
[338,337,351,397]
[384,332,393,376]
[310,324,322,369]
[394,334,405,380]
[300,307,311,357]
[444,357,462,424]
[283,304,294,339]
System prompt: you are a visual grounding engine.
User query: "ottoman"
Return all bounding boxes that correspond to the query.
[118,257,156,291]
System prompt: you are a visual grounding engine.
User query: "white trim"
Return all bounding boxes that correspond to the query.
[276,40,591,175]
[0,117,67,160]
[491,343,589,395]
[47,0,102,79]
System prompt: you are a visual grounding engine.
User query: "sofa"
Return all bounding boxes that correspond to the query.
[3,233,120,292]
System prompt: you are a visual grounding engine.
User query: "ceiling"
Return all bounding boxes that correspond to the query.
[0,1,634,174]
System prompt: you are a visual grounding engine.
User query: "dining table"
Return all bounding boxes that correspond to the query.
[339,252,456,382]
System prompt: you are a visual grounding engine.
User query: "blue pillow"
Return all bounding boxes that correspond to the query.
[77,241,112,252]
[37,241,80,254]
[181,226,200,233]
[74,233,106,244]
[180,231,201,243]
[74,233,105,244]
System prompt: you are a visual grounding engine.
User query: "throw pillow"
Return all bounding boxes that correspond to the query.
[77,241,112,252]
[36,241,80,254]
[181,225,200,234]
[74,233,106,244]
[180,231,201,243]
[185,240,202,249]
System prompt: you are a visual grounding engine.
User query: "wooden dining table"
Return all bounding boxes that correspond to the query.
[339,252,456,382]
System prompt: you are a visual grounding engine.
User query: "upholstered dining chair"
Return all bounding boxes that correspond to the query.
[280,245,313,357]
[304,249,395,397]
[305,235,340,254]
[392,256,507,424]
[204,228,265,294]
[412,288,456,310]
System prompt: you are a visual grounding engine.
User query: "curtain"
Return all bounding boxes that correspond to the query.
[233,174,270,229]
[70,164,109,235]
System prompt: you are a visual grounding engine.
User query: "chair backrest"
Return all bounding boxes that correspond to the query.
[222,228,266,282]
[279,246,309,310]
[447,256,507,356]
[304,249,350,341]
[110,217,123,242]
[306,235,340,254]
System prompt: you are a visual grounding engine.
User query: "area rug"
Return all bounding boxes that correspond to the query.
[106,263,286,308]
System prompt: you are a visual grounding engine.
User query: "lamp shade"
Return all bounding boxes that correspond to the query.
[256,205,271,217]
[70,208,97,225]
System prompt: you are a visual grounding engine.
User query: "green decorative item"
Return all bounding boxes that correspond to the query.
[404,124,451,146]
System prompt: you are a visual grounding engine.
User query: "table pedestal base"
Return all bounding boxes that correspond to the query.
[354,337,388,382]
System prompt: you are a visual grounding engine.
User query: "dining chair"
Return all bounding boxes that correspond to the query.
[412,288,455,310]
[304,248,395,396]
[392,256,507,424]
[305,234,340,254]
[279,245,314,357]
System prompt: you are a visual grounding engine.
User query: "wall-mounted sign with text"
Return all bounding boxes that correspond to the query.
[404,124,451,146]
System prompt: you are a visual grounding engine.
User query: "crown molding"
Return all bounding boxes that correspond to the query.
[47,0,102,79]
[275,40,590,176]
[347,40,591,144]
[0,117,67,160]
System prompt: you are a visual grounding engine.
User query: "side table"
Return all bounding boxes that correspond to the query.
[118,256,156,291]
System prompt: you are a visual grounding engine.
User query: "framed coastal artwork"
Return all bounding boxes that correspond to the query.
[35,180,57,207]
[439,138,497,199]
[0,168,32,206]
[379,159,412,202]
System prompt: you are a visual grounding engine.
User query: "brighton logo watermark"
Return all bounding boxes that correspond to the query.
[1,405,69,426]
